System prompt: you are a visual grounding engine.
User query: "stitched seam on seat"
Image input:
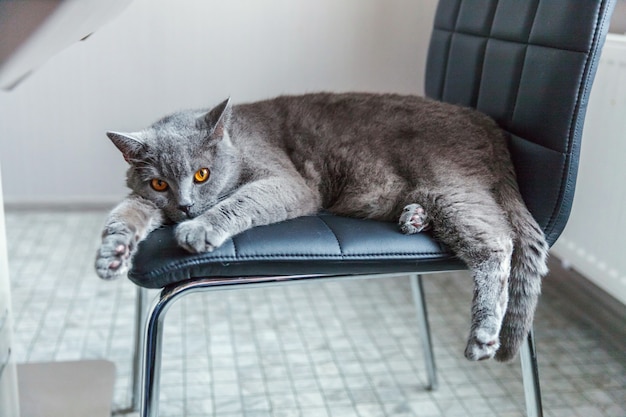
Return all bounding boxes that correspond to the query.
[136,251,454,280]
[435,32,452,99]
[232,233,239,258]
[509,134,566,155]
[509,0,539,127]
[213,252,447,259]
[473,40,488,108]
[474,1,498,108]
[432,27,589,54]
[526,0,541,42]
[508,43,529,126]
[441,0,463,98]
[316,216,344,255]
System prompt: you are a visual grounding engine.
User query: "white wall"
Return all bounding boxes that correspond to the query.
[551,35,626,305]
[0,0,437,205]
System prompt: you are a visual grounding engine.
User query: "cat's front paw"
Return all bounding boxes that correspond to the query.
[399,203,431,234]
[95,223,136,280]
[175,218,228,253]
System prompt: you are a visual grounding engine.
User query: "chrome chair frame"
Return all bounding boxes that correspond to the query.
[127,273,543,417]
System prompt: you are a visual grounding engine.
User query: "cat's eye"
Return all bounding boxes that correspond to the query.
[194,168,210,183]
[150,178,169,192]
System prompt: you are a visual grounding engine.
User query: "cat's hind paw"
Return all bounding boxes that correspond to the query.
[464,327,500,361]
[399,203,431,234]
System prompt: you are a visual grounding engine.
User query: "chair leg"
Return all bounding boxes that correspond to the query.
[520,329,544,417]
[131,286,149,412]
[410,274,438,390]
[112,286,149,416]
[139,287,179,417]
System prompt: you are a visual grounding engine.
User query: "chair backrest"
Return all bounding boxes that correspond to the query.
[424,0,616,246]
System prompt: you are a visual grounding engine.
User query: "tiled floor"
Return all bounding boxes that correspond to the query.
[5,210,626,417]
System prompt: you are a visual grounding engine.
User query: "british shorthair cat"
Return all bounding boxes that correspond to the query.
[95,93,548,362]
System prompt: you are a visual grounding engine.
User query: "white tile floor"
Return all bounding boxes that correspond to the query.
[5,210,626,417]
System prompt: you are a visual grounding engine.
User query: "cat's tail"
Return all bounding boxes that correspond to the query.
[494,164,549,362]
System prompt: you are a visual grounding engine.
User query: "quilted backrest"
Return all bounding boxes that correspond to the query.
[425,0,616,245]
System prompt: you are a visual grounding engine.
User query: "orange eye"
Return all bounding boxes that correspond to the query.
[194,168,210,183]
[150,178,169,192]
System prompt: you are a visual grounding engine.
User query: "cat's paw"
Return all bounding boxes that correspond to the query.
[398,203,431,234]
[95,223,136,280]
[175,218,228,253]
[464,327,500,361]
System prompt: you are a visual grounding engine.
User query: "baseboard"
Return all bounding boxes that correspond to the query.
[544,255,626,355]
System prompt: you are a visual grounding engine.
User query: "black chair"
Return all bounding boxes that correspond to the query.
[123,1,616,416]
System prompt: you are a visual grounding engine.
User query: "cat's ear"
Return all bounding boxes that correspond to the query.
[106,131,146,164]
[198,97,232,143]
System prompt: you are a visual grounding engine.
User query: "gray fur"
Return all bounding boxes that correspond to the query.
[95,92,548,362]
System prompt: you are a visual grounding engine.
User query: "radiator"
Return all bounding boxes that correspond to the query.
[551,34,626,305]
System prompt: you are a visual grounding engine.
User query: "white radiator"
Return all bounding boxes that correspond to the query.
[551,34,626,305]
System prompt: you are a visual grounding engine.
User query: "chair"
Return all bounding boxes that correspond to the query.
[122,1,616,416]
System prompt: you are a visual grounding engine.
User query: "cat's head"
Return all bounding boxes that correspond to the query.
[107,98,239,223]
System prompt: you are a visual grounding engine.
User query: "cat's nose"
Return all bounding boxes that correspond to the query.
[178,203,194,215]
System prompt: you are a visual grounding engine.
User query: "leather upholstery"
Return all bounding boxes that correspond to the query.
[425,0,615,245]
[128,0,615,289]
[129,215,463,288]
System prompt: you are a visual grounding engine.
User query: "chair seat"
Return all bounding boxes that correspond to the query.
[129,213,465,289]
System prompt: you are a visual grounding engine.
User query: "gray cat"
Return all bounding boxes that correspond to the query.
[95,93,548,362]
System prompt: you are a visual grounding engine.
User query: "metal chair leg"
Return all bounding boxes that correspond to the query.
[410,274,438,390]
[131,286,149,412]
[140,279,228,417]
[140,286,179,417]
[134,274,540,417]
[112,286,149,416]
[520,329,543,417]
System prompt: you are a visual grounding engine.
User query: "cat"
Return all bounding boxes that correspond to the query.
[95,92,548,362]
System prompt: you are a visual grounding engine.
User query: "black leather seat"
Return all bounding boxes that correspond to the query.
[124,1,616,416]
[129,213,463,288]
